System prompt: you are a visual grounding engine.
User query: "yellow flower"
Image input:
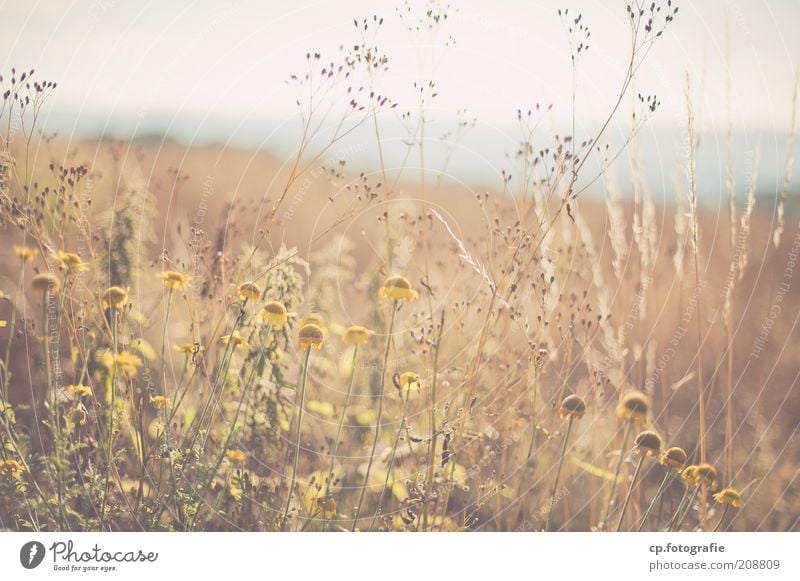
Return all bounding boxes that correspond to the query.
[53,250,88,272]
[378,275,419,301]
[616,391,649,422]
[713,487,744,508]
[67,384,93,398]
[98,350,143,376]
[259,301,289,326]
[149,395,170,409]
[692,463,719,489]
[0,458,26,479]
[300,313,327,332]
[659,447,687,470]
[221,330,250,351]
[31,272,61,293]
[156,270,192,291]
[558,394,587,420]
[13,245,38,262]
[342,325,374,346]
[175,342,204,356]
[398,371,423,394]
[681,465,699,485]
[237,281,262,302]
[0,320,6,328]
[298,323,325,350]
[226,449,247,463]
[634,430,662,457]
[101,286,128,309]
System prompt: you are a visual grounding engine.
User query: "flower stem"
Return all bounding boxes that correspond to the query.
[616,454,645,531]
[369,384,411,530]
[283,347,312,528]
[638,470,671,531]
[323,345,359,532]
[352,301,398,531]
[545,415,574,532]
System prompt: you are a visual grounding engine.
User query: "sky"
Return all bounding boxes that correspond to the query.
[1,0,799,195]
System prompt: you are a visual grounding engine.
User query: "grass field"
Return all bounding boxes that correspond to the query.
[0,1,798,532]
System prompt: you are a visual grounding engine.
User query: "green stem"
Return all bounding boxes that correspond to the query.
[282,347,312,528]
[666,484,691,531]
[545,416,574,532]
[616,455,645,531]
[352,301,398,531]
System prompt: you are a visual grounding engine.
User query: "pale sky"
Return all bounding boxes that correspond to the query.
[1,0,798,129]
[1,0,799,196]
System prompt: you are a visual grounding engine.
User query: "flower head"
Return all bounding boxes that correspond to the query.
[98,350,143,376]
[53,250,88,272]
[300,313,327,332]
[221,330,250,351]
[634,430,662,457]
[298,323,325,350]
[616,391,649,422]
[101,286,128,309]
[67,384,93,399]
[0,458,25,479]
[31,272,61,293]
[379,275,419,302]
[156,270,192,291]
[342,325,374,346]
[226,449,247,464]
[259,301,289,326]
[659,447,687,470]
[149,395,170,409]
[398,371,423,394]
[558,394,587,420]
[175,342,204,356]
[713,487,743,508]
[692,463,719,489]
[13,245,38,262]
[237,281,262,302]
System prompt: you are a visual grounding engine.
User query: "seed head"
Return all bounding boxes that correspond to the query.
[342,325,374,345]
[558,394,586,420]
[31,272,60,293]
[713,487,743,508]
[634,430,662,457]
[238,281,262,302]
[379,275,419,301]
[101,286,128,309]
[616,391,649,422]
[298,323,325,350]
[659,446,687,470]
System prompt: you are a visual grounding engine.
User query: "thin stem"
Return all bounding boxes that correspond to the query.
[369,385,411,530]
[322,345,359,532]
[616,455,645,532]
[666,484,691,531]
[674,485,702,531]
[638,470,671,531]
[283,347,312,528]
[713,505,730,532]
[600,420,633,528]
[352,301,398,531]
[545,416,574,532]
